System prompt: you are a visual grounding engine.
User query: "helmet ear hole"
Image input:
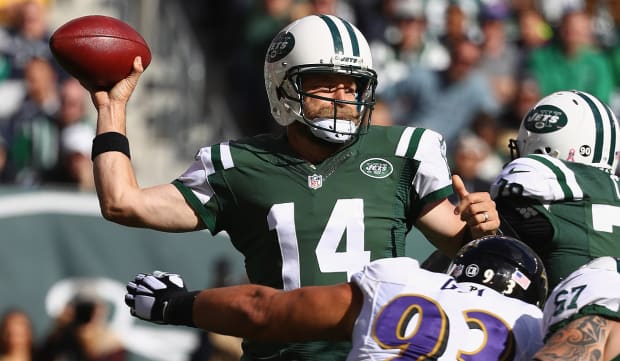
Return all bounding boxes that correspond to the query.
[275,86,284,100]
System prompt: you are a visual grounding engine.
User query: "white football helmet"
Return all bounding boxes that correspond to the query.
[264,14,377,143]
[509,90,620,173]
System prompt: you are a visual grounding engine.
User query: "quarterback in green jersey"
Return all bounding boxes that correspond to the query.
[86,14,499,361]
[492,90,620,289]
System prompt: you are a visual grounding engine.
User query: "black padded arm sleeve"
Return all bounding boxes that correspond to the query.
[495,195,554,253]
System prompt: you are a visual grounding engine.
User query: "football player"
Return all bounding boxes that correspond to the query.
[126,236,547,361]
[491,90,620,288]
[534,256,620,360]
[87,14,499,360]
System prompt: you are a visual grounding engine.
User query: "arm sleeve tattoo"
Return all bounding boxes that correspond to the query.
[533,315,609,361]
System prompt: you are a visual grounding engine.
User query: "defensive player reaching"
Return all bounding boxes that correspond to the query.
[87,14,498,359]
[125,235,547,361]
[491,90,620,288]
[534,256,620,360]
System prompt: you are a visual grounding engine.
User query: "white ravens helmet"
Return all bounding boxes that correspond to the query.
[264,14,377,143]
[509,90,620,173]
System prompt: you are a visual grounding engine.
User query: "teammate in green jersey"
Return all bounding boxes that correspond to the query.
[86,14,499,361]
[491,90,620,289]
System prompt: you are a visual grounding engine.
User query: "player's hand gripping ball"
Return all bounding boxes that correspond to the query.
[49,15,151,90]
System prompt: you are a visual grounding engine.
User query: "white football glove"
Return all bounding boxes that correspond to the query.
[125,271,196,325]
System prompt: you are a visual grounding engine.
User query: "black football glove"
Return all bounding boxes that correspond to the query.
[125,271,198,326]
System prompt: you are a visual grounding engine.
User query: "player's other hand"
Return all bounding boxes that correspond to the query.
[125,270,188,324]
[452,174,499,238]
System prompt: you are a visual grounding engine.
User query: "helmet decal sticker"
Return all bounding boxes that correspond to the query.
[523,105,567,133]
[449,264,464,277]
[465,264,479,277]
[578,145,591,158]
[266,31,295,63]
[511,270,531,291]
[568,148,576,162]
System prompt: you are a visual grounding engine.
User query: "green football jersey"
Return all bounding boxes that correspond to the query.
[492,154,620,288]
[173,125,453,360]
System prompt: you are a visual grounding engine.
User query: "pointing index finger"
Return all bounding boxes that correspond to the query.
[452,174,469,199]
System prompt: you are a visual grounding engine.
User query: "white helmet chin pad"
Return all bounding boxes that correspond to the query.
[309,118,358,143]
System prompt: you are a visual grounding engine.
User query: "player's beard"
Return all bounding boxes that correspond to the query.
[307,105,360,125]
[292,104,355,145]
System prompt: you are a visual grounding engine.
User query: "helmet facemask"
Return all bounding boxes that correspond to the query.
[279,64,377,143]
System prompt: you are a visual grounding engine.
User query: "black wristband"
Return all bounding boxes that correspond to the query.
[91,132,131,160]
[165,290,200,327]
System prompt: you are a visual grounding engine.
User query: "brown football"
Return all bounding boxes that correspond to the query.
[49,15,151,90]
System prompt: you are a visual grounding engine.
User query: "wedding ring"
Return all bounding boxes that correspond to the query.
[483,212,489,222]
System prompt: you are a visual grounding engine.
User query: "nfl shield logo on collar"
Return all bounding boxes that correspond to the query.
[308,174,323,189]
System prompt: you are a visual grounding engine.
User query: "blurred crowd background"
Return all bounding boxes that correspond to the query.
[1,0,620,360]
[1,0,620,193]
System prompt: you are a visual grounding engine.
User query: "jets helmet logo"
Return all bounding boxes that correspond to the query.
[266,32,295,63]
[523,105,568,133]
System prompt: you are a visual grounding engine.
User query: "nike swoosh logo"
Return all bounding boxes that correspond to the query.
[508,168,530,174]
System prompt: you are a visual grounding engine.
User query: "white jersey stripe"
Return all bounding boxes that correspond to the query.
[220,142,234,169]
[532,155,584,199]
[202,146,216,176]
[395,127,414,157]
[414,130,451,199]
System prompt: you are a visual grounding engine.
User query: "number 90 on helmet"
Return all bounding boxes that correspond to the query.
[447,235,548,308]
[509,90,620,173]
[264,14,378,143]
